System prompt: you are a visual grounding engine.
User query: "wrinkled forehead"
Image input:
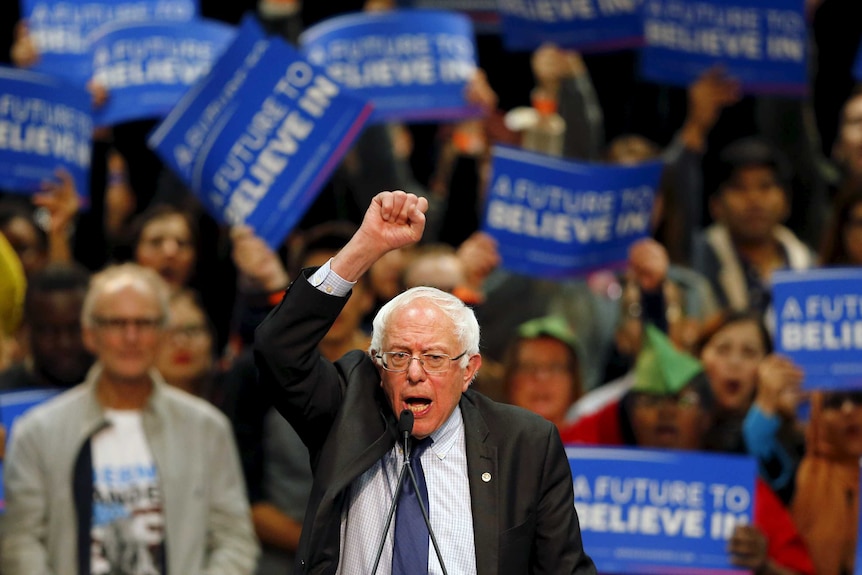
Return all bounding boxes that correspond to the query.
[382,300,458,348]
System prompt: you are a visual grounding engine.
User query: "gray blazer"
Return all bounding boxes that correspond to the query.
[1,365,259,575]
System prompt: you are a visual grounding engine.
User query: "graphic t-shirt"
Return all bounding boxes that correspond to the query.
[91,409,165,575]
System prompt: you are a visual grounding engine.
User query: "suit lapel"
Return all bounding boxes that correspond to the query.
[461,394,498,575]
[324,355,398,499]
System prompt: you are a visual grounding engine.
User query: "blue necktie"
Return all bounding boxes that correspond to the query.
[392,437,433,575]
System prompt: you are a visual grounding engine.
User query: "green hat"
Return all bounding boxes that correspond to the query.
[633,324,703,395]
[517,315,579,352]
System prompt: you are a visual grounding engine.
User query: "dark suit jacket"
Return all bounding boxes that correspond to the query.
[254,270,596,575]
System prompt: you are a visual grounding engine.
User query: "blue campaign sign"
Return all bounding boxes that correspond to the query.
[481,145,661,279]
[148,16,373,251]
[21,0,198,87]
[395,0,501,34]
[300,10,480,124]
[854,40,862,82]
[498,0,644,53]
[0,66,92,200]
[772,268,862,390]
[639,0,807,96]
[0,387,61,512]
[89,19,235,127]
[568,446,755,574]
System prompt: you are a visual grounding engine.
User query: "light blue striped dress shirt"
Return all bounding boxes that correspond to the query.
[309,260,477,575]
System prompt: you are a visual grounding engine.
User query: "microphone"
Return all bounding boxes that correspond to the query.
[398,409,414,453]
[371,409,449,575]
[371,410,414,574]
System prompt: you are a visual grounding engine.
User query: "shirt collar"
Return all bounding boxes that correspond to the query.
[427,405,463,460]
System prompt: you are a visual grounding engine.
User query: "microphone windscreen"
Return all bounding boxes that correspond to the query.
[398,409,414,435]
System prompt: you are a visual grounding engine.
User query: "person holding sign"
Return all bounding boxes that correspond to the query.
[564,326,815,575]
[254,190,596,574]
[697,312,805,505]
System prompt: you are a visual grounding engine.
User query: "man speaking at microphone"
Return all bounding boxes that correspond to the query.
[255,190,596,575]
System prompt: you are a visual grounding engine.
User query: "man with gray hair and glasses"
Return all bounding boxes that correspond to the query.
[255,190,595,575]
[2,262,258,575]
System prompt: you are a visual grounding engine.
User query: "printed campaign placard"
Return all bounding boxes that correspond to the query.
[568,446,755,574]
[21,0,198,87]
[300,10,480,123]
[396,0,501,34]
[772,268,862,390]
[148,16,373,251]
[481,145,661,279]
[0,66,92,200]
[639,0,807,95]
[89,19,235,127]
[0,387,61,512]
[498,0,645,53]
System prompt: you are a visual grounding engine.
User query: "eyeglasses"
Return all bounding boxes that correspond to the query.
[822,391,862,411]
[92,316,163,332]
[376,351,467,373]
[166,324,209,340]
[632,390,701,410]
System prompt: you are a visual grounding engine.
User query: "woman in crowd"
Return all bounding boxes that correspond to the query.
[698,311,805,504]
[126,203,236,354]
[155,289,220,402]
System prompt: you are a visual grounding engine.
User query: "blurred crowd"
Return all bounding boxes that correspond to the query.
[1,0,862,574]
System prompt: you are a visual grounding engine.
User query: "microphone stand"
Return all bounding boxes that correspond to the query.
[371,410,449,575]
[371,411,414,574]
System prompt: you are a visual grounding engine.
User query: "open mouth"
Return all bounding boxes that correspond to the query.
[723,379,742,395]
[404,397,432,416]
[654,424,678,444]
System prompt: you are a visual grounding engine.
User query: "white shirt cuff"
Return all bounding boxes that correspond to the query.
[307,258,356,297]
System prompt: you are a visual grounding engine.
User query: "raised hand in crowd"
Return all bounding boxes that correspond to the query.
[363,0,395,11]
[455,230,500,292]
[86,78,109,109]
[32,169,81,264]
[10,20,38,68]
[230,224,290,293]
[627,236,670,292]
[680,66,742,153]
[754,354,806,420]
[530,42,587,93]
[464,67,498,115]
